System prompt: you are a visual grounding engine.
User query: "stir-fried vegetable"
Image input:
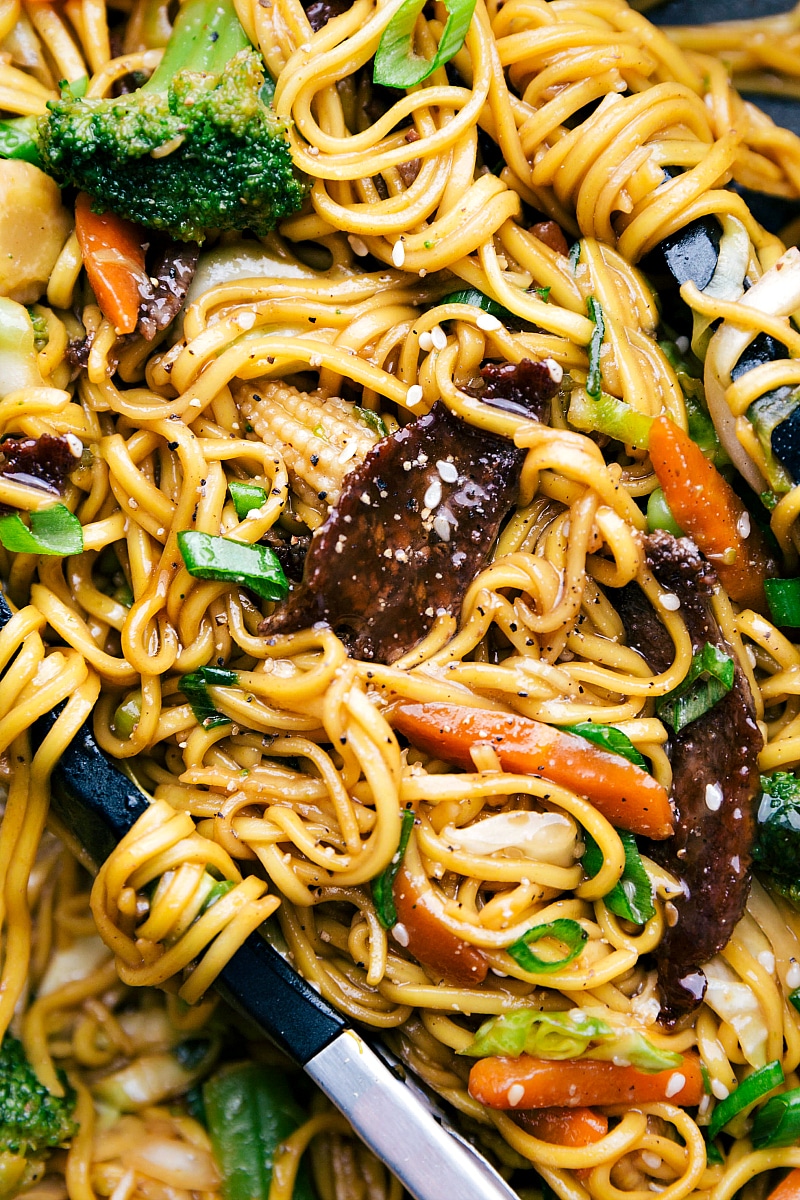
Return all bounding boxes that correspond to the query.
[582,831,655,925]
[392,859,489,985]
[468,1053,705,1110]
[177,531,288,601]
[179,666,238,728]
[707,1059,784,1140]
[373,0,477,87]
[74,193,148,336]
[752,773,800,906]
[393,703,673,839]
[372,808,414,929]
[507,920,587,974]
[657,643,734,734]
[648,415,776,611]
[0,504,83,557]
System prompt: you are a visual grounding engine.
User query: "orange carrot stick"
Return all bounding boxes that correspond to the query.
[393,703,673,840]
[393,863,489,986]
[74,192,147,335]
[469,1053,705,1110]
[768,1168,800,1200]
[514,1106,608,1180]
[648,414,777,611]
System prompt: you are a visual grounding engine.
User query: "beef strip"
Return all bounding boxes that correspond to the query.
[261,402,526,662]
[137,240,199,341]
[0,434,77,494]
[304,0,350,30]
[468,358,558,422]
[614,530,762,1025]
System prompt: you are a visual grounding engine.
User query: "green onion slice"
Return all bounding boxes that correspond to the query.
[586,296,605,398]
[179,665,238,729]
[569,242,581,273]
[507,918,588,974]
[565,721,647,769]
[372,808,415,929]
[764,578,800,628]
[0,116,42,166]
[657,643,734,734]
[353,406,388,437]
[582,830,655,926]
[568,389,653,450]
[647,487,685,538]
[0,503,83,556]
[177,531,288,602]
[229,481,268,521]
[373,0,477,88]
[790,988,800,1014]
[202,879,236,912]
[707,1059,784,1140]
[440,287,516,325]
[752,1085,800,1148]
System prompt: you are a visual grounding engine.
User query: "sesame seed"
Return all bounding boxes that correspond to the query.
[476,312,501,331]
[406,384,423,407]
[235,310,256,329]
[392,922,409,947]
[543,357,563,383]
[705,782,724,811]
[506,1084,525,1107]
[737,512,751,538]
[437,460,458,483]
[424,480,442,509]
[660,593,680,611]
[431,325,447,350]
[392,240,405,267]
[418,331,433,352]
[711,1079,730,1100]
[665,1072,685,1098]
[433,514,451,541]
[65,434,83,457]
[348,235,369,257]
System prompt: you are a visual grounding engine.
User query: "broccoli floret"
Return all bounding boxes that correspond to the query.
[37,0,306,242]
[0,1035,77,1157]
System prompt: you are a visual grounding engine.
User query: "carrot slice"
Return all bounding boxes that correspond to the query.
[393,703,673,840]
[393,862,489,986]
[514,1106,608,1179]
[74,192,147,335]
[469,1053,705,1110]
[768,1168,800,1200]
[648,415,777,612]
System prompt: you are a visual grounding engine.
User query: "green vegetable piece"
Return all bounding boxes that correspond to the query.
[353,406,388,437]
[752,1086,800,1148]
[564,721,647,769]
[439,287,516,325]
[0,1034,77,1156]
[38,0,307,242]
[179,665,238,728]
[704,1139,724,1165]
[202,878,236,911]
[568,389,653,450]
[790,988,800,1014]
[586,296,605,398]
[0,504,83,557]
[372,808,414,929]
[707,1059,784,1141]
[461,1008,613,1060]
[373,0,477,88]
[0,298,44,397]
[507,918,587,974]
[656,642,734,734]
[113,689,143,738]
[534,286,551,302]
[229,480,268,520]
[0,116,42,166]
[647,487,685,538]
[177,531,288,601]
[58,76,89,99]
[569,241,581,273]
[203,1063,316,1200]
[752,773,800,897]
[582,830,655,926]
[460,1007,680,1072]
[762,490,780,512]
[26,309,49,352]
[764,578,800,628]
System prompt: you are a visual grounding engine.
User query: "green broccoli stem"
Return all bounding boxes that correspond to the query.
[144,0,251,92]
[0,117,42,168]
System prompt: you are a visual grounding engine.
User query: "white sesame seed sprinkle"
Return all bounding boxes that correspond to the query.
[660,593,681,611]
[433,514,451,541]
[437,460,458,483]
[235,310,256,330]
[424,480,442,509]
[406,384,424,407]
[506,1084,525,1107]
[738,512,751,538]
[347,235,369,257]
[476,312,501,331]
[642,1153,662,1170]
[392,923,409,947]
[65,434,83,457]
[665,1072,685,1098]
[711,1080,730,1100]
[431,325,447,351]
[338,438,359,465]
[543,357,563,383]
[392,240,405,268]
[705,782,724,812]
[758,950,776,974]
[418,331,433,352]
[787,959,800,989]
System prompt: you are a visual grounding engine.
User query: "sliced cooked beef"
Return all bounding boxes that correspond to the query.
[261,402,524,662]
[137,240,199,341]
[530,220,570,257]
[261,529,310,583]
[304,0,349,30]
[468,358,559,422]
[66,334,94,369]
[615,531,762,1025]
[0,434,77,494]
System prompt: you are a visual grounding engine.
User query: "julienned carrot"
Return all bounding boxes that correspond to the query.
[468,1053,705,1110]
[513,1107,608,1180]
[393,703,673,840]
[74,192,147,335]
[648,415,777,612]
[393,863,489,986]
[768,1168,800,1200]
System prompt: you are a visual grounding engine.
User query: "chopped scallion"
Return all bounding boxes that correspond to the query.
[177,531,288,602]
[372,808,415,929]
[202,879,236,912]
[0,503,83,557]
[586,297,605,398]
[507,918,587,974]
[752,1087,800,1147]
[569,242,581,273]
[647,486,685,538]
[229,480,267,520]
[179,665,238,729]
[764,578,800,628]
[657,643,734,734]
[440,287,516,325]
[582,830,655,926]
[373,0,477,88]
[113,690,143,739]
[564,721,647,769]
[568,389,653,449]
[707,1059,784,1140]
[790,988,800,1014]
[353,406,388,437]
